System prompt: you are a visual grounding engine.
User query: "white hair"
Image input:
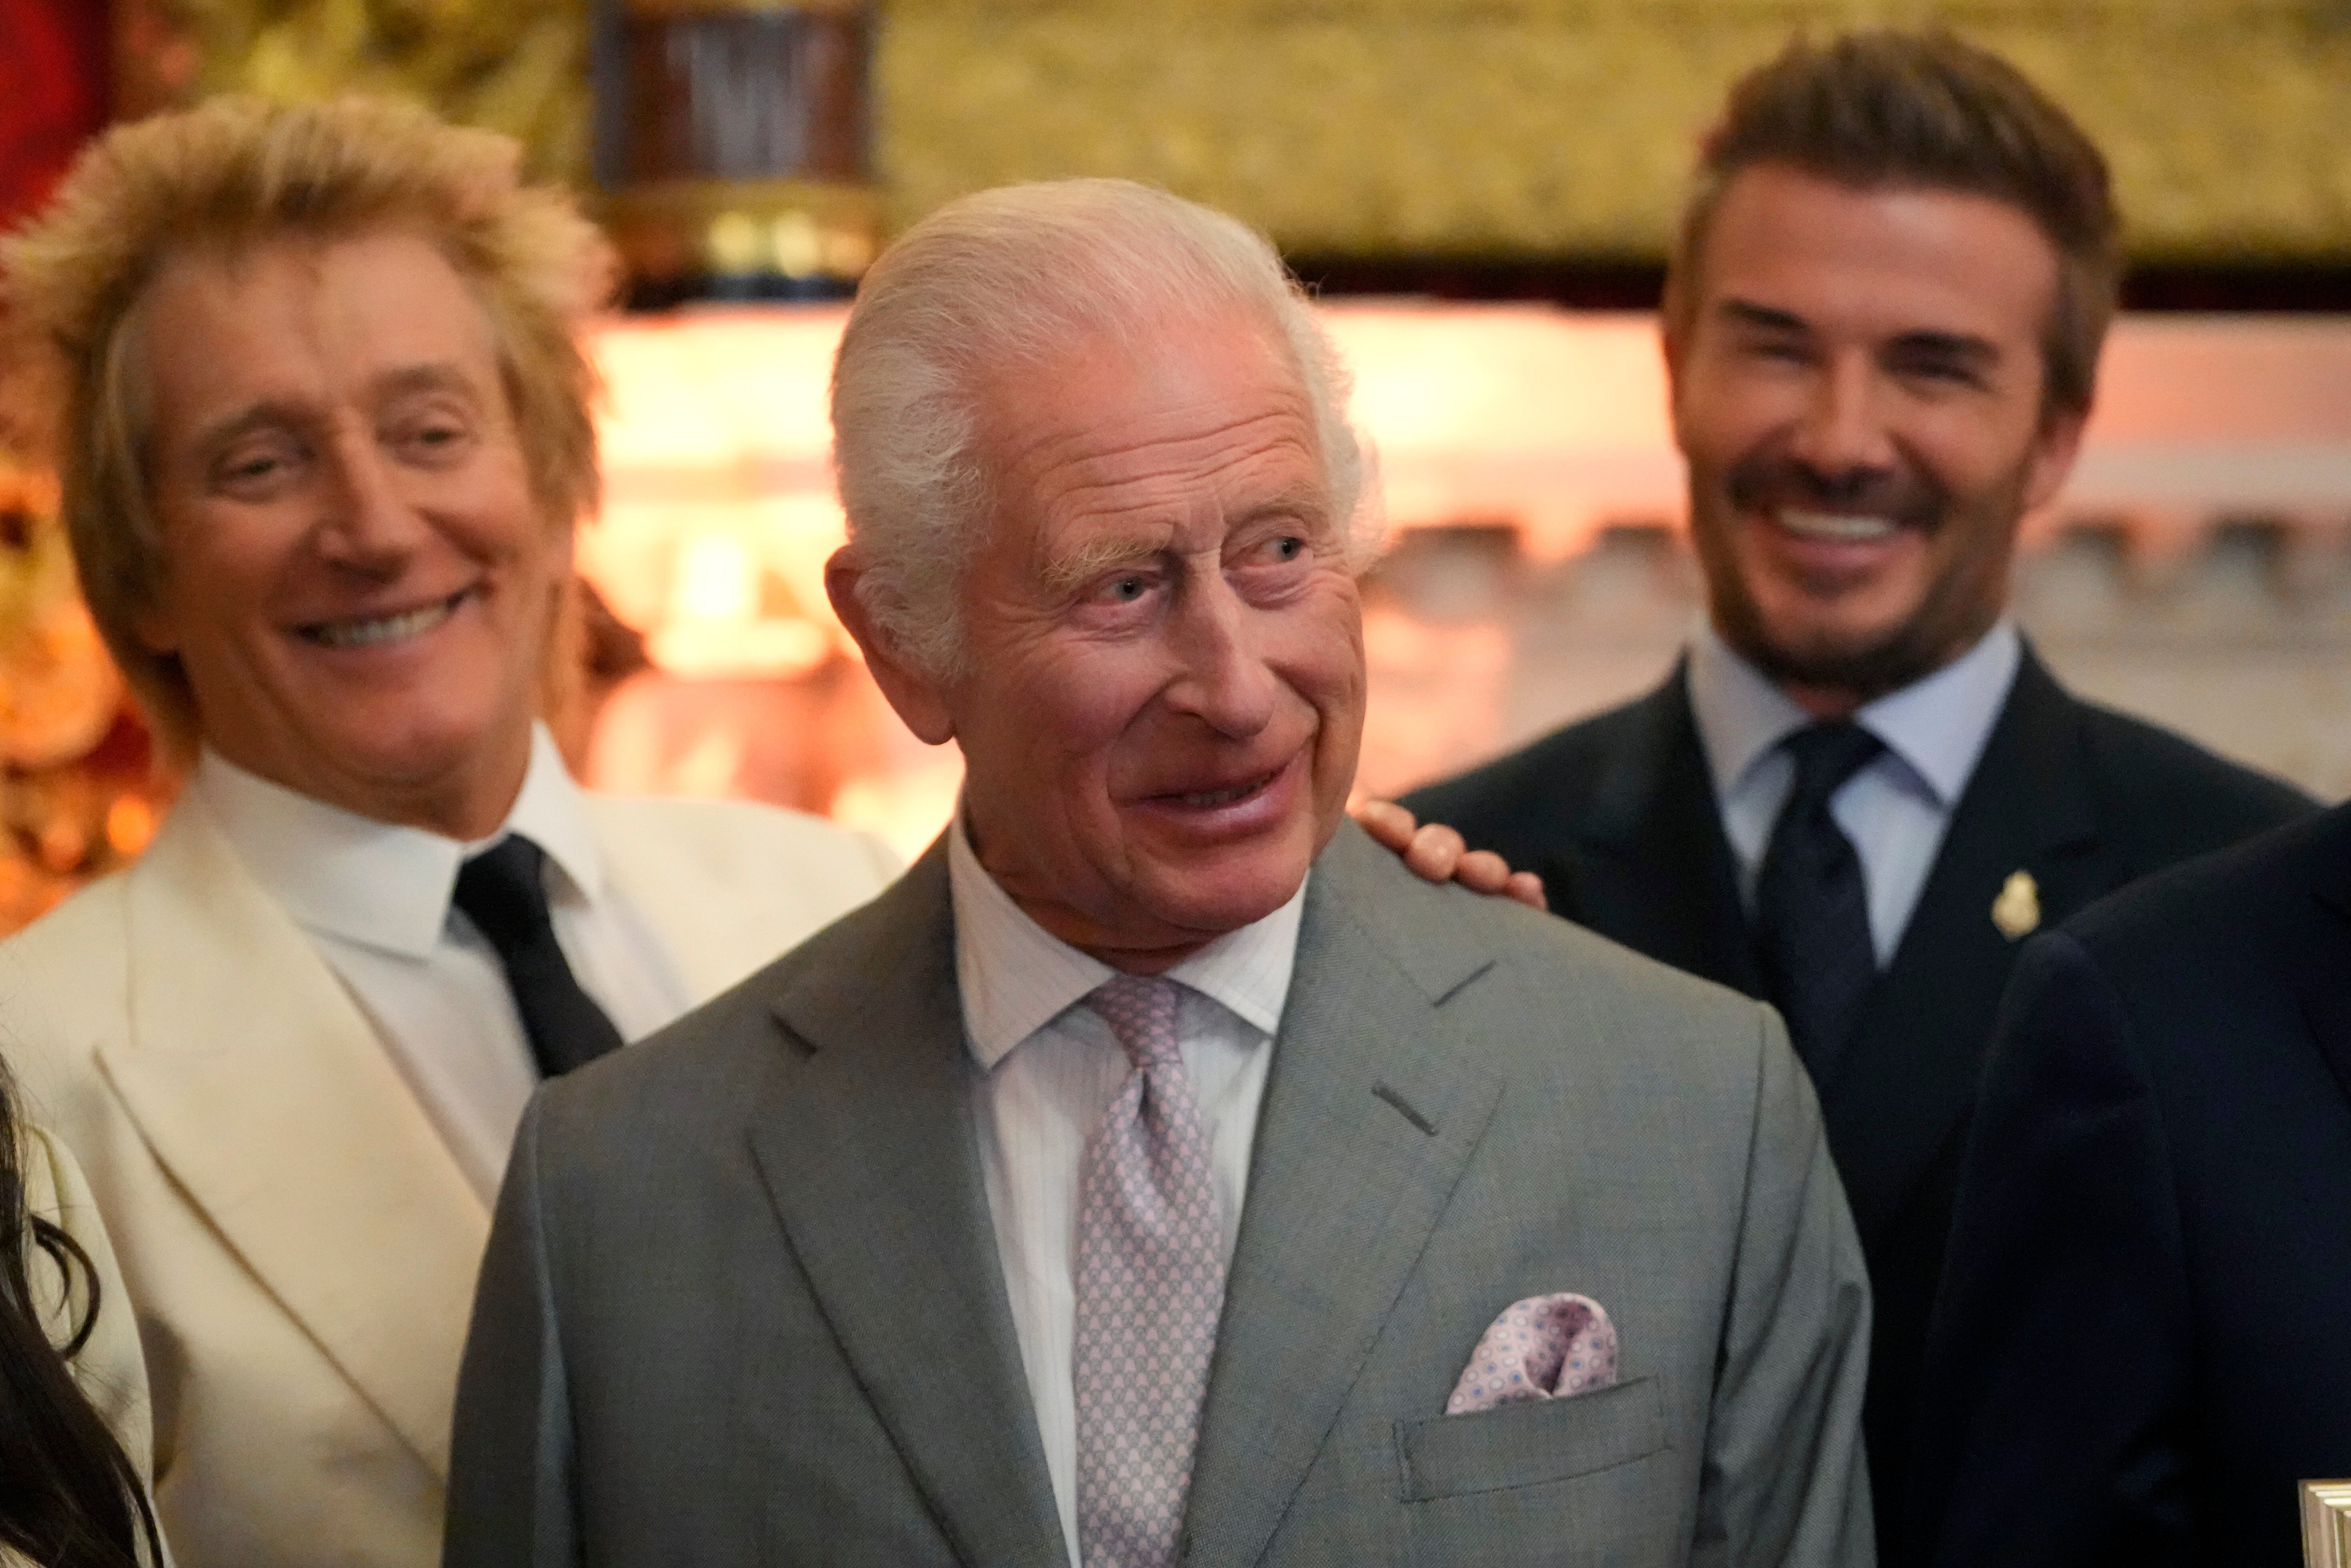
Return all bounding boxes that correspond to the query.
[829,178,1377,678]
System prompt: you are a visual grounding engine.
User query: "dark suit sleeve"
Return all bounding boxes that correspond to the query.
[444,1096,581,1568]
[1907,932,2194,1568]
[1693,1006,1875,1568]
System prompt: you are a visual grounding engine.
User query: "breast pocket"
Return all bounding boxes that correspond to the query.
[1395,1376,1669,1502]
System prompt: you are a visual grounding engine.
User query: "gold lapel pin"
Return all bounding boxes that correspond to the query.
[1991,870,2041,941]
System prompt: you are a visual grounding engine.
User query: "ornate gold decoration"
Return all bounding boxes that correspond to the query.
[0,450,163,933]
[164,0,594,180]
[623,0,867,14]
[140,1,2351,258]
[880,0,2351,260]
[0,463,117,773]
[600,178,879,285]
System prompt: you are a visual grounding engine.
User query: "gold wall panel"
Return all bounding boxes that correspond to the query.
[146,0,2351,257]
[165,0,593,181]
[879,0,2351,259]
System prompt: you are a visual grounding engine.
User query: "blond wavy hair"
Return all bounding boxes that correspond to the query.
[0,95,613,760]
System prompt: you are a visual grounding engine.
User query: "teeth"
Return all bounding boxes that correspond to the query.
[1778,510,1898,543]
[304,594,461,649]
[1178,778,1264,808]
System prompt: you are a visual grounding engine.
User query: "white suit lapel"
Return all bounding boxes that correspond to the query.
[591,800,755,1004]
[98,799,486,1477]
[590,796,894,1007]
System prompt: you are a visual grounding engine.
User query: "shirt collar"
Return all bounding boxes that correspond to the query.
[1687,619,2022,810]
[946,810,1305,1071]
[190,724,605,961]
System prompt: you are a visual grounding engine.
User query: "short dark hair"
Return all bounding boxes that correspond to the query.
[1664,30,2121,419]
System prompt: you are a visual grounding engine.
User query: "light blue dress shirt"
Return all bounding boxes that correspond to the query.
[1685,620,2022,968]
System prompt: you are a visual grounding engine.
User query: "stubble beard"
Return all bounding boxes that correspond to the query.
[1693,462,2030,707]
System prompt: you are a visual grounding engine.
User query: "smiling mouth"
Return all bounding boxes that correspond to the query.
[1165,769,1279,810]
[1774,509,1903,544]
[298,588,470,649]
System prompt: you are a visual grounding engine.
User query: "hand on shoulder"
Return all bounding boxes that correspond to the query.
[1353,800,1548,911]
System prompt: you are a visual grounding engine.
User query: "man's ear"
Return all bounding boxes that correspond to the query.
[2021,404,2089,515]
[1659,309,1692,450]
[825,545,957,745]
[130,596,180,655]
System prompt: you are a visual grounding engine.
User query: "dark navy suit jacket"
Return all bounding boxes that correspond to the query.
[1913,802,2351,1565]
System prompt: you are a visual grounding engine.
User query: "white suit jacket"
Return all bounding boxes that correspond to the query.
[0,787,898,1568]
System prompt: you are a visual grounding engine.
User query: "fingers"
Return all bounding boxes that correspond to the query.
[1352,798,1420,852]
[1453,849,1511,894]
[1360,800,1547,910]
[1403,823,1468,884]
[1453,853,1549,911]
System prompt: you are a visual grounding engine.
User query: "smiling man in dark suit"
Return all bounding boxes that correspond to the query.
[1395,31,2311,1562]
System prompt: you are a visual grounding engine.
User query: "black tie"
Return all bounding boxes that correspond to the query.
[1753,721,1886,1082]
[452,835,626,1078]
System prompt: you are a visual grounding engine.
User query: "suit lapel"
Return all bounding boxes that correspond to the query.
[100,800,485,1476]
[591,799,779,1004]
[1558,667,1762,996]
[749,846,1067,1568]
[1184,825,1504,1568]
[1820,651,2101,1233]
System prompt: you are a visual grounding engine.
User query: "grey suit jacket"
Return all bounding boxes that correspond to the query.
[444,821,1874,1567]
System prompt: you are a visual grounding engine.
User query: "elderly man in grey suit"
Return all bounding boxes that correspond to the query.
[443,178,1875,1568]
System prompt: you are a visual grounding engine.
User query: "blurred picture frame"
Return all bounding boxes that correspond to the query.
[2305,1480,2351,1566]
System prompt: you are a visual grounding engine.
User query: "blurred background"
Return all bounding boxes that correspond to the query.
[6,0,2351,929]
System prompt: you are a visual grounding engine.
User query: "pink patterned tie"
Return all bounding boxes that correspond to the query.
[1073,975,1227,1568]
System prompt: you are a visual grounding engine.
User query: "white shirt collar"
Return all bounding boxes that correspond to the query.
[1687,619,2022,810]
[946,810,1305,1071]
[190,723,606,962]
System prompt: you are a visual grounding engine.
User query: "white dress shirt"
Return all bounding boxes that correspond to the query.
[948,816,1301,1568]
[1686,620,2022,967]
[191,725,693,1198]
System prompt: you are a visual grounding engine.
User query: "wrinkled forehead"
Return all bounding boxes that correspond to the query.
[133,230,509,436]
[971,309,1327,539]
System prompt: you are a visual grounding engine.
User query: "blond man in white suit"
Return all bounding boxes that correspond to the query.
[0,97,898,1568]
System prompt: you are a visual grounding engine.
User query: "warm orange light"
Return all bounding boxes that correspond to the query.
[577,304,2351,841]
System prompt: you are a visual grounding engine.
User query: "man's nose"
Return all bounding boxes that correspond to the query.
[1164,577,1279,739]
[1788,353,1898,481]
[313,434,427,572]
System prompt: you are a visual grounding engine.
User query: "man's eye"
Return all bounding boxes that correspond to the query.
[1895,358,1978,387]
[397,418,472,456]
[213,442,299,490]
[1081,570,1154,607]
[1239,534,1310,570]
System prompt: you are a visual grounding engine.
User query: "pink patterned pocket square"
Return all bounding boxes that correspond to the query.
[1445,1293,1620,1415]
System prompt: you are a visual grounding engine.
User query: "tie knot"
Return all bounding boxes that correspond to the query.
[453,833,553,947]
[1780,721,1885,809]
[1085,974,1185,1073]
